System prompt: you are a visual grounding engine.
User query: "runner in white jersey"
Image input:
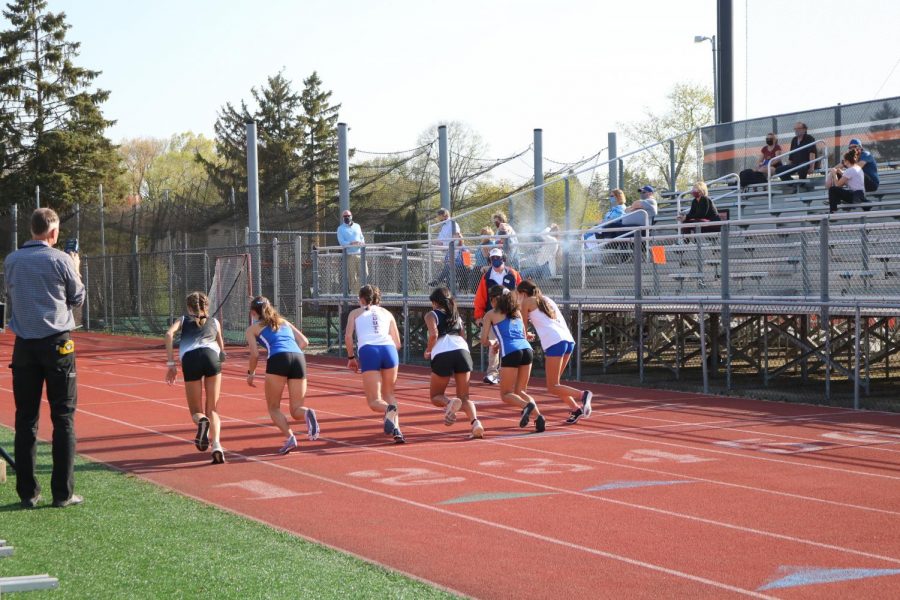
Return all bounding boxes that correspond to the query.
[424,286,484,439]
[517,280,593,424]
[345,285,405,443]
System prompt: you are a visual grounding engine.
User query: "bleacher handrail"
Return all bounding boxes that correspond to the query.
[766,140,830,211]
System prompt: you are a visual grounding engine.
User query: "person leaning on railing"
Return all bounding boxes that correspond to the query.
[774,122,817,181]
[826,149,869,213]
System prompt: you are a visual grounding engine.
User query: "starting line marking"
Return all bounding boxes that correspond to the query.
[214,480,321,500]
[622,449,717,464]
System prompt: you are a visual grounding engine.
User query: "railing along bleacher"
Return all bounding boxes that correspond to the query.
[765,140,830,211]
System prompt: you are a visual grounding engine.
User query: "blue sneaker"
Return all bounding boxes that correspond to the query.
[305,409,320,441]
[384,406,397,435]
[277,435,298,455]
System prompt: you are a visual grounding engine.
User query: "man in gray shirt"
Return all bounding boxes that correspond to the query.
[5,208,85,509]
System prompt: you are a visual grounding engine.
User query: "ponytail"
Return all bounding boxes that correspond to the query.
[489,285,520,319]
[250,296,282,331]
[359,284,382,307]
[516,279,555,320]
[186,291,210,327]
[429,286,461,331]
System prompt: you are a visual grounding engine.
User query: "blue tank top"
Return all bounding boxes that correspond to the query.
[491,316,531,357]
[256,321,302,357]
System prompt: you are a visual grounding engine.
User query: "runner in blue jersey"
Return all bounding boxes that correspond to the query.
[245,296,318,455]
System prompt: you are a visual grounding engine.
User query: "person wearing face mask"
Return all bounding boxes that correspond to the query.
[739,134,782,188]
[337,210,366,291]
[677,181,720,229]
[473,248,522,384]
[588,189,629,240]
[774,122,817,183]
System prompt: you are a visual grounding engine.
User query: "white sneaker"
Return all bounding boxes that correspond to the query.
[444,398,462,426]
[470,420,485,439]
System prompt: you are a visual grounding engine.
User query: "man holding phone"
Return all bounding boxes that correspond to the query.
[4,208,85,509]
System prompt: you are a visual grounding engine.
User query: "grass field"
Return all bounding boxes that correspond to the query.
[0,427,456,599]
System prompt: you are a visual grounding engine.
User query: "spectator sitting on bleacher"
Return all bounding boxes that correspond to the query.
[476,226,495,272]
[626,185,658,224]
[739,133,782,188]
[492,212,519,266]
[848,139,879,192]
[521,224,560,280]
[827,150,869,213]
[774,122,817,182]
[677,181,721,226]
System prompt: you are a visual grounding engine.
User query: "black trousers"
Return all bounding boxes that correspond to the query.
[865,174,879,193]
[12,332,78,503]
[828,188,868,213]
[775,161,810,181]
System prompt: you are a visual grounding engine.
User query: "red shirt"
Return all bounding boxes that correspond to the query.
[760,144,782,163]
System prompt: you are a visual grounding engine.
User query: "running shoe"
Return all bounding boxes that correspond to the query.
[519,402,536,428]
[482,374,499,385]
[535,414,546,433]
[392,428,406,444]
[470,419,485,439]
[305,408,320,441]
[565,408,584,425]
[277,435,298,455]
[384,406,397,434]
[195,416,210,451]
[444,398,461,426]
[211,445,226,465]
[581,390,593,418]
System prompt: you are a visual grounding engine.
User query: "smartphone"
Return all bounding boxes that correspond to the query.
[64,238,79,254]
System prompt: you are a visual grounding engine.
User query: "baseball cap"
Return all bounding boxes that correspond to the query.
[489,248,503,258]
[638,185,655,194]
[848,138,862,147]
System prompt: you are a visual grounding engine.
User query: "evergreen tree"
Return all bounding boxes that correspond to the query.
[200,72,306,210]
[298,71,340,205]
[0,0,120,209]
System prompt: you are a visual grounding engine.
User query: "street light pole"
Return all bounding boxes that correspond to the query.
[695,35,719,124]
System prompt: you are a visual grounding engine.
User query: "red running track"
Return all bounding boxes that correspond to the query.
[2,331,900,599]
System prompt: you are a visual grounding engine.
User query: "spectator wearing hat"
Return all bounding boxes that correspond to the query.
[624,185,658,225]
[774,122,817,182]
[473,247,522,384]
[848,139,879,192]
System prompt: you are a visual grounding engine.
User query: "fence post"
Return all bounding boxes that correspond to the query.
[272,238,280,307]
[295,236,303,325]
[563,177,571,302]
[83,259,90,329]
[109,255,115,331]
[168,250,174,325]
[576,302,583,381]
[11,202,17,252]
[448,240,456,295]
[634,229,644,382]
[854,304,861,410]
[820,218,830,400]
[203,252,209,293]
[360,245,367,287]
[341,248,349,298]
[312,247,319,298]
[669,138,676,190]
[699,303,709,394]
[401,245,409,297]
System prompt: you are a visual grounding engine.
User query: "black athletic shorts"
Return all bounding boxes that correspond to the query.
[182,347,222,382]
[430,349,473,377]
[500,348,534,368]
[266,352,307,379]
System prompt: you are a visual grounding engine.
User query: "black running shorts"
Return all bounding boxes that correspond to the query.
[500,348,534,368]
[182,347,222,382]
[266,352,307,379]
[430,349,473,377]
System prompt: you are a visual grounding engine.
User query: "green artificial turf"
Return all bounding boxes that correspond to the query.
[0,427,457,599]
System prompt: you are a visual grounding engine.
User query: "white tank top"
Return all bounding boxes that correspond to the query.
[354,305,395,348]
[527,297,574,350]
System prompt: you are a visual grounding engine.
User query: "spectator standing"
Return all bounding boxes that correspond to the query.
[848,139,879,192]
[827,150,868,213]
[337,210,365,292]
[775,122,817,182]
[4,208,85,509]
[473,248,522,384]
[492,212,519,266]
[431,208,464,286]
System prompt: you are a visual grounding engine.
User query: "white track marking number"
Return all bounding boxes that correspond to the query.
[479,458,592,475]
[622,449,716,463]
[348,468,465,486]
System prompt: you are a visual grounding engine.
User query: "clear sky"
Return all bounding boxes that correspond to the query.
[39,0,900,164]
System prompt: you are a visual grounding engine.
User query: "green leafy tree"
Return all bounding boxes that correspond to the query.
[201,71,306,209]
[0,0,120,209]
[618,83,713,192]
[298,71,340,207]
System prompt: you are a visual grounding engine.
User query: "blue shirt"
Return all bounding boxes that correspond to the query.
[337,222,365,254]
[256,322,302,357]
[491,316,531,357]
[858,150,879,186]
[603,204,626,223]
